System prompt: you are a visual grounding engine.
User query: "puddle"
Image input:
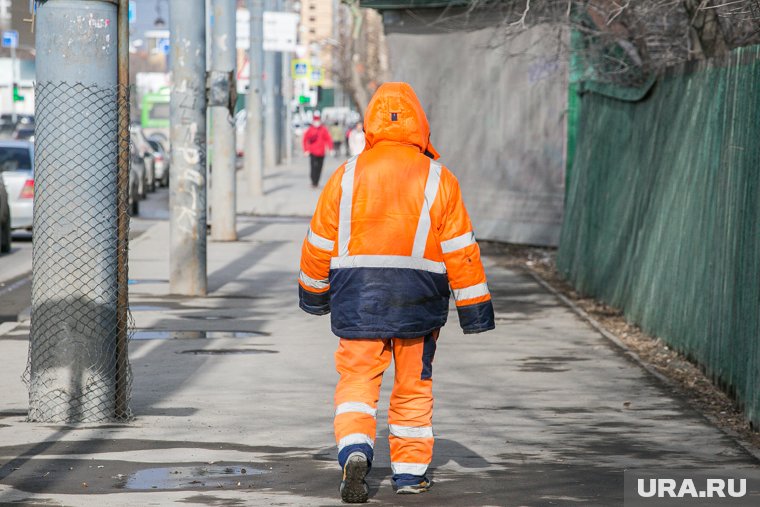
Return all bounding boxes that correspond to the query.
[132,330,268,340]
[178,348,278,355]
[122,464,268,490]
[128,279,169,285]
[130,305,166,312]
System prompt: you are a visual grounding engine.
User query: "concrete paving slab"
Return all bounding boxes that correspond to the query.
[0,160,758,505]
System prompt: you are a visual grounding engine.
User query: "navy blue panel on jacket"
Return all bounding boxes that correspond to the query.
[329,267,450,338]
[457,300,496,334]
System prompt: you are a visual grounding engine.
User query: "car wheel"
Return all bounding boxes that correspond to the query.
[162,171,169,188]
[0,212,11,254]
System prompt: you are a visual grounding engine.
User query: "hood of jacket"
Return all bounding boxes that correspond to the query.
[363,82,440,160]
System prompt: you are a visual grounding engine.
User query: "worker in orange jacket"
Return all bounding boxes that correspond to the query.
[298,82,495,503]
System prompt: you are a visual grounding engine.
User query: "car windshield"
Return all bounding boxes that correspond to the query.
[148,140,162,152]
[150,103,170,120]
[0,146,32,172]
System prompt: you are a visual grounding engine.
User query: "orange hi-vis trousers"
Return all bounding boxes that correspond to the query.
[334,332,438,479]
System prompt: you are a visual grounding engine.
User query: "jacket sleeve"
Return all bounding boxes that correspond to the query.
[302,128,311,153]
[437,170,495,334]
[298,165,342,315]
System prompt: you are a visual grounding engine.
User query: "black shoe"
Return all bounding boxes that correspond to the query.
[340,452,369,503]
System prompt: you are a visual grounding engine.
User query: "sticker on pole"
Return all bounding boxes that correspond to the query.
[1,30,18,49]
[263,11,299,52]
[292,59,311,80]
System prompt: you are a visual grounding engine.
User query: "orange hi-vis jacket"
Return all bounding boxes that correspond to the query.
[298,82,495,338]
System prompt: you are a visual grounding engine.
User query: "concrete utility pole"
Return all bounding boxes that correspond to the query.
[262,0,278,168]
[210,0,238,241]
[30,0,124,422]
[245,0,264,196]
[281,0,293,166]
[282,48,293,164]
[170,0,208,295]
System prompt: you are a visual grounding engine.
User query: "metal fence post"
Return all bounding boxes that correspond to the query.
[245,0,264,196]
[29,0,128,422]
[169,0,208,296]
[210,0,238,241]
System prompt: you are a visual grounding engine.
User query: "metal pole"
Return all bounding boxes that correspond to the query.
[30,0,120,422]
[282,42,293,165]
[210,0,237,241]
[170,0,208,295]
[262,0,277,168]
[10,43,16,124]
[115,0,131,420]
[245,0,264,196]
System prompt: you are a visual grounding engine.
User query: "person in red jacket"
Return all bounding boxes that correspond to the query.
[298,83,495,502]
[302,111,334,188]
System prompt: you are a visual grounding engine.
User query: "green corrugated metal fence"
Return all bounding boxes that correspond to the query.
[558,45,760,428]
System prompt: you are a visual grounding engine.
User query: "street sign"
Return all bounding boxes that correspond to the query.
[157,38,170,55]
[292,59,311,80]
[237,8,250,50]
[263,11,299,52]
[1,30,18,49]
[309,68,324,87]
[128,1,136,23]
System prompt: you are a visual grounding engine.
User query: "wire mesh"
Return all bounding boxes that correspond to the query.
[24,82,132,423]
[558,44,760,429]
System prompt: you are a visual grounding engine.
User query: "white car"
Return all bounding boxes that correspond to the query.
[0,140,34,231]
[0,176,10,253]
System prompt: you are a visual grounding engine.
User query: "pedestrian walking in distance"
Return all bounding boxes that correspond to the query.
[329,120,345,158]
[303,111,333,188]
[348,121,365,157]
[298,82,495,503]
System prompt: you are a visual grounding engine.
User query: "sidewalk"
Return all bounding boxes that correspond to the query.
[236,153,346,217]
[0,156,758,506]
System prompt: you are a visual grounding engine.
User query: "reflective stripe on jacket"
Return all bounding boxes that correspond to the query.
[298,82,495,337]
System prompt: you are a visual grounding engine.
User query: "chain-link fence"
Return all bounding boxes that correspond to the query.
[24,82,132,423]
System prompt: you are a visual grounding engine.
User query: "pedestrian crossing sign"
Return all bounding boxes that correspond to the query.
[309,68,324,87]
[292,59,311,80]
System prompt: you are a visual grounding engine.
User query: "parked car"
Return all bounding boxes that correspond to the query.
[130,124,156,194]
[0,140,34,232]
[147,138,170,187]
[13,126,35,142]
[130,142,148,202]
[129,144,141,216]
[0,114,33,139]
[0,176,10,253]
